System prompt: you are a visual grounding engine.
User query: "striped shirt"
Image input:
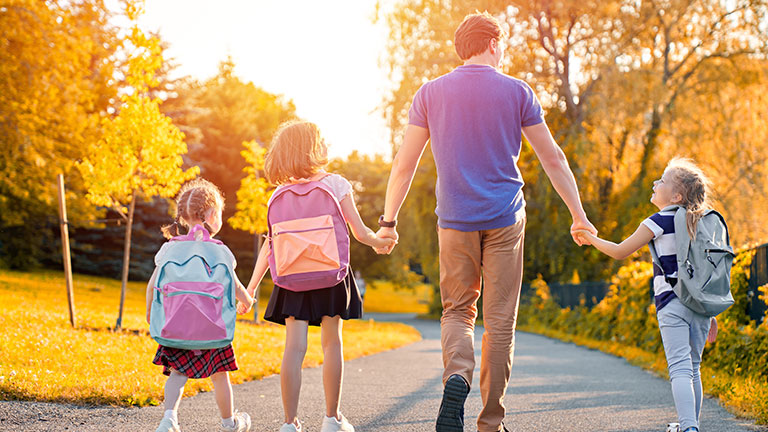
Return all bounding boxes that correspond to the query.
[642,210,678,311]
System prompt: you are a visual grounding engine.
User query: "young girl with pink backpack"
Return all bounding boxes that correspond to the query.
[243,121,395,432]
[147,178,255,432]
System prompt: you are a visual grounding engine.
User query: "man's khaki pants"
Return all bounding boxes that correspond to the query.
[438,217,525,432]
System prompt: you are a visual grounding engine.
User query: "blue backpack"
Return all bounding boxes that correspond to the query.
[149,225,239,350]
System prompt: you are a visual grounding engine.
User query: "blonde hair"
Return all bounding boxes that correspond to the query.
[454,12,505,60]
[665,157,713,239]
[161,178,225,239]
[264,121,328,185]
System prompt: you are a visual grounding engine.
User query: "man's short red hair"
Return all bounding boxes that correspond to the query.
[454,12,504,60]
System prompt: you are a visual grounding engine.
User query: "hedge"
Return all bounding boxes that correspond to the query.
[517,250,768,424]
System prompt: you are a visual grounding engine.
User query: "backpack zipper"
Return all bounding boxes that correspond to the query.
[197,256,212,276]
[163,289,222,299]
[273,225,334,236]
[703,248,734,268]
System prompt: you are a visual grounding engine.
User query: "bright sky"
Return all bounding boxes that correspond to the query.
[138,0,394,160]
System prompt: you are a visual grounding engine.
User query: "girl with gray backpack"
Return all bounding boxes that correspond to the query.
[575,157,734,432]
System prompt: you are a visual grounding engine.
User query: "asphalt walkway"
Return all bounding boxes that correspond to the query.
[0,313,763,431]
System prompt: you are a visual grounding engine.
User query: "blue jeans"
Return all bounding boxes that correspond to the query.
[657,297,711,431]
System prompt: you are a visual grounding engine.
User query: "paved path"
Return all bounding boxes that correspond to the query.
[0,313,764,431]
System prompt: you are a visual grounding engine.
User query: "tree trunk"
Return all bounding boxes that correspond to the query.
[638,108,662,186]
[115,191,136,330]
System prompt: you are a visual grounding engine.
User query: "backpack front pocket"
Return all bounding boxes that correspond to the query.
[160,282,227,341]
[272,215,340,276]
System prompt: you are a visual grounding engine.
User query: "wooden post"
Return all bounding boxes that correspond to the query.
[115,190,136,330]
[56,174,76,327]
[253,233,263,323]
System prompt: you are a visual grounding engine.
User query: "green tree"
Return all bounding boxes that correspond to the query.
[328,152,402,280]
[77,1,198,329]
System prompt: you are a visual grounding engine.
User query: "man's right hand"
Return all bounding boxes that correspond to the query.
[375,227,399,254]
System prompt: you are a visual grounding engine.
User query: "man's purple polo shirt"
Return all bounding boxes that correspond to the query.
[408,64,544,231]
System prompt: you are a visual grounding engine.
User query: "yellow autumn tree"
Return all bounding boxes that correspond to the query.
[381,0,768,284]
[77,0,198,329]
[229,140,270,235]
[0,0,119,268]
[228,140,270,317]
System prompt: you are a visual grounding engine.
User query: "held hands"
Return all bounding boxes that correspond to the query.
[572,229,594,246]
[374,227,399,255]
[571,216,597,246]
[237,296,255,315]
[373,236,397,254]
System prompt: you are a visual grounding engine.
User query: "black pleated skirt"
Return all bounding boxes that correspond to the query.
[264,270,363,327]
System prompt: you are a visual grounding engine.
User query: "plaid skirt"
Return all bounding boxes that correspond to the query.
[152,345,238,379]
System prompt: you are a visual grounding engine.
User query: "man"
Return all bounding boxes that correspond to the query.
[375,12,596,432]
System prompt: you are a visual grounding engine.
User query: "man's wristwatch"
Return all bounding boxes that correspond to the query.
[378,215,397,228]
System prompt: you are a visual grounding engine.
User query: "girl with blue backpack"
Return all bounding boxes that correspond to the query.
[146,178,255,432]
[243,121,395,432]
[575,157,732,432]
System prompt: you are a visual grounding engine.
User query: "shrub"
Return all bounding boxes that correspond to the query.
[518,250,768,424]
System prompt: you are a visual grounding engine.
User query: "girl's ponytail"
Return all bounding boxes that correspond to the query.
[161,217,181,240]
[686,207,707,241]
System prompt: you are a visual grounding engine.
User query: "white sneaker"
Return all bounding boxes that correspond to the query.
[666,423,681,432]
[155,417,181,432]
[222,411,251,432]
[321,413,354,432]
[279,419,302,432]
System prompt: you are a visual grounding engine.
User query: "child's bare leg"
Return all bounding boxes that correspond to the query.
[321,315,343,419]
[163,370,187,421]
[282,317,309,424]
[210,371,234,419]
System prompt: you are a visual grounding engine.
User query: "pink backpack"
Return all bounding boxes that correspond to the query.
[267,174,350,291]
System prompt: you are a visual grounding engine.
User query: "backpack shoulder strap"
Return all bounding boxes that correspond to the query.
[648,205,681,278]
[705,209,732,247]
[673,207,691,266]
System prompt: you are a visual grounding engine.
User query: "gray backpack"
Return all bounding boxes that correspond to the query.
[649,205,736,317]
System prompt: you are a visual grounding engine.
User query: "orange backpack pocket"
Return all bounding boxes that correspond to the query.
[272,215,341,276]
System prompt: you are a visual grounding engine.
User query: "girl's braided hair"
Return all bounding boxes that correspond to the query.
[665,157,713,240]
[161,178,224,239]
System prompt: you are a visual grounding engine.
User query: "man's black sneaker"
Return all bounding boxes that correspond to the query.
[436,374,470,432]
